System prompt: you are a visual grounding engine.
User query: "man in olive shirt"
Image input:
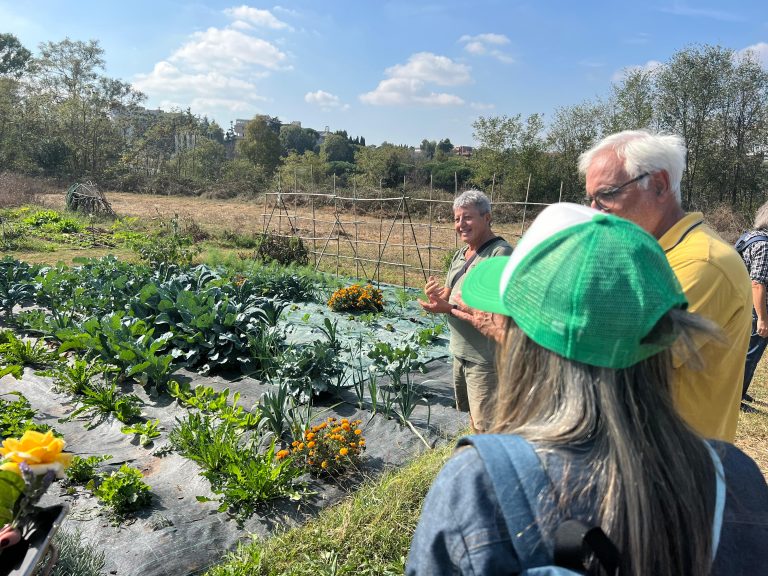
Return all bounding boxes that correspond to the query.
[420,189,512,433]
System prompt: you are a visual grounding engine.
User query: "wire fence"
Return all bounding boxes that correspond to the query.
[259,183,561,289]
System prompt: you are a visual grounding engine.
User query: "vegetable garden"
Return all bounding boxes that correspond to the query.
[0,247,464,575]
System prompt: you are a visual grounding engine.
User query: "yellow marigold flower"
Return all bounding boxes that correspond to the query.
[321,460,329,469]
[0,430,72,478]
[341,418,349,424]
[349,442,356,448]
[339,447,349,456]
[307,441,316,448]
[359,439,366,446]
[354,429,362,435]
[298,442,305,450]
[292,441,299,447]
[276,449,290,460]
[305,432,315,441]
[342,423,351,431]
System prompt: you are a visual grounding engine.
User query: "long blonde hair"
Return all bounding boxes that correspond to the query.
[491,309,718,576]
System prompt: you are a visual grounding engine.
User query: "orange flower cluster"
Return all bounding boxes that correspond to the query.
[291,417,366,475]
[327,283,384,313]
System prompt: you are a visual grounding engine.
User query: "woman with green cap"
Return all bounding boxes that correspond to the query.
[406,203,768,575]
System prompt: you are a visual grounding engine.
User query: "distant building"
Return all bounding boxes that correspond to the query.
[453,145,474,157]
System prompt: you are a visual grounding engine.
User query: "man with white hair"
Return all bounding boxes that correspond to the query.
[577,130,751,441]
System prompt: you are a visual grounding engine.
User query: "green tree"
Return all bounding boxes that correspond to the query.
[605,68,656,133]
[279,124,318,155]
[436,138,453,156]
[0,33,32,78]
[238,115,283,177]
[654,45,732,207]
[419,139,436,160]
[321,133,354,163]
[546,101,604,202]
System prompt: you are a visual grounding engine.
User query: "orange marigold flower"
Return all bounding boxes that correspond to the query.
[307,441,316,448]
[276,449,290,460]
[298,442,305,450]
[342,423,351,431]
[359,439,366,446]
[305,432,315,441]
[339,447,349,456]
[354,429,362,435]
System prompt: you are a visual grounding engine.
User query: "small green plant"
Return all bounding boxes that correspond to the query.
[289,417,366,476]
[62,380,142,428]
[121,420,162,447]
[22,209,83,234]
[39,357,117,395]
[93,464,152,516]
[51,528,106,576]
[170,413,304,519]
[65,454,112,485]
[0,332,58,367]
[327,283,384,313]
[0,391,54,439]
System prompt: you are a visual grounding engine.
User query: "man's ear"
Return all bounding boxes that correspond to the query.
[651,170,671,199]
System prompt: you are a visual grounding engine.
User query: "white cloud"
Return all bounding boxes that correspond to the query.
[305,90,350,111]
[223,6,293,30]
[470,102,495,111]
[360,52,470,107]
[385,52,471,86]
[133,61,264,97]
[611,60,663,83]
[737,42,768,68]
[170,27,289,73]
[459,33,513,63]
[459,33,509,46]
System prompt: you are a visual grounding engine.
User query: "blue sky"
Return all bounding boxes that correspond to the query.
[2,1,767,147]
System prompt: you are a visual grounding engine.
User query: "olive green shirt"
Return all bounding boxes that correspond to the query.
[446,237,513,364]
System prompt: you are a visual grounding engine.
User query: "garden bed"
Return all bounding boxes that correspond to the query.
[0,256,464,575]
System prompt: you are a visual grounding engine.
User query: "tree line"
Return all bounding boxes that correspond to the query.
[1,34,766,210]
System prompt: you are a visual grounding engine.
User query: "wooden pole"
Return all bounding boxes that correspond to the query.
[428,174,434,278]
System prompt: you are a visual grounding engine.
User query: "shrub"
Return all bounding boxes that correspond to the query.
[65,454,111,485]
[252,232,309,266]
[289,417,366,476]
[328,283,384,313]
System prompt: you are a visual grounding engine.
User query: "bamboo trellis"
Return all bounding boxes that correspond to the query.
[260,185,559,289]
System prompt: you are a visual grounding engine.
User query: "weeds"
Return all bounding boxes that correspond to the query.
[121,419,162,447]
[61,380,142,428]
[93,464,152,517]
[65,454,112,485]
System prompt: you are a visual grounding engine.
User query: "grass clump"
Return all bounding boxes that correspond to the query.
[205,443,452,576]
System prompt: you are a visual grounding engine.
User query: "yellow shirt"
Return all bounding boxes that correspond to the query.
[659,213,751,441]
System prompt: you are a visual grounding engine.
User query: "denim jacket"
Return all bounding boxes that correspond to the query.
[406,440,768,575]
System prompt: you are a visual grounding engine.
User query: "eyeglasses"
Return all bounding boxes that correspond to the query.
[585,172,650,211]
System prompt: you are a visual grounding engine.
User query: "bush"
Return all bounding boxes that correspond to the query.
[328,283,384,313]
[252,232,309,266]
[93,464,152,516]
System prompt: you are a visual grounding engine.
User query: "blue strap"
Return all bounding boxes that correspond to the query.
[458,434,554,567]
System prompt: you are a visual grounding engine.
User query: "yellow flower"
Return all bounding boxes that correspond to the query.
[321,461,329,469]
[341,423,351,431]
[0,430,72,478]
[359,439,366,446]
[307,441,316,448]
[354,429,362,435]
[305,432,315,441]
[276,449,290,460]
[339,447,349,456]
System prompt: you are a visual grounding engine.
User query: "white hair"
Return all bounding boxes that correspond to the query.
[453,189,491,214]
[578,130,686,203]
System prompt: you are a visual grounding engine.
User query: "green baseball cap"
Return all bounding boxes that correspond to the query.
[461,203,688,369]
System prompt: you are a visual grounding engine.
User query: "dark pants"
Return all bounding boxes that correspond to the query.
[743,308,768,398]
